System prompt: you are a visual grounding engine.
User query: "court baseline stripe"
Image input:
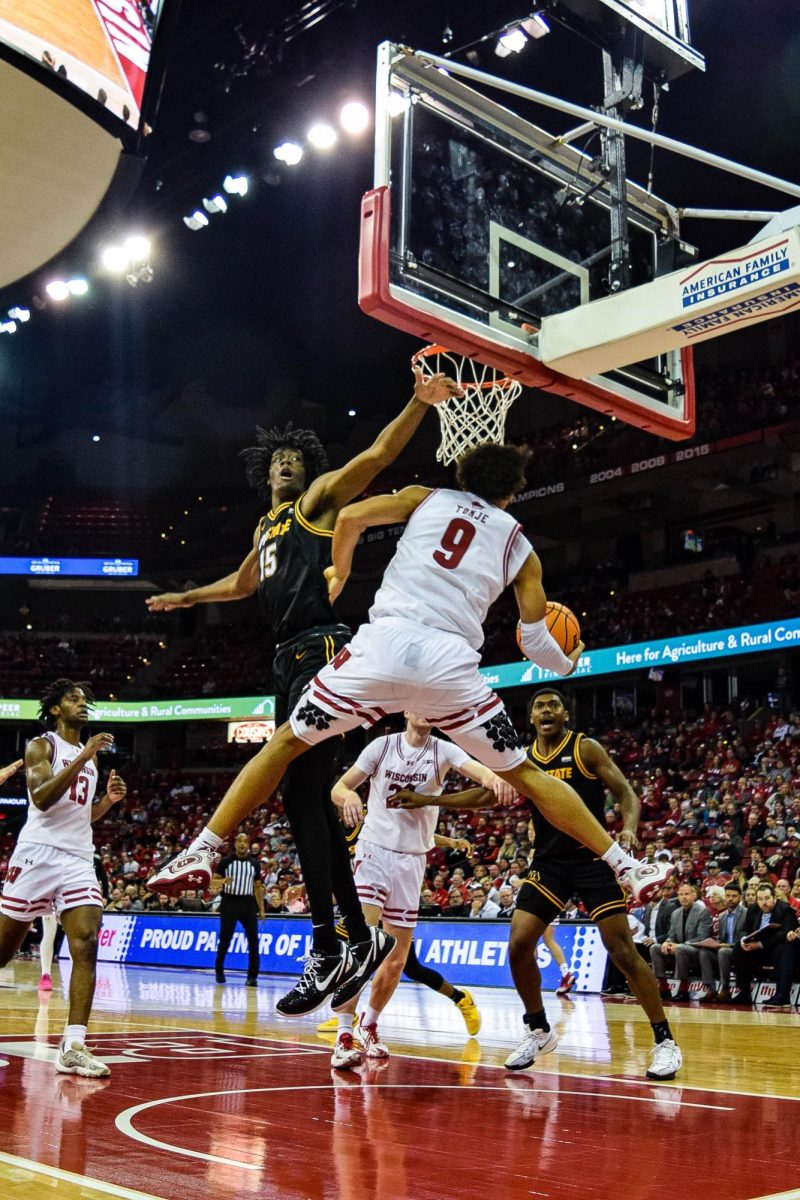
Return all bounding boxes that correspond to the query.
[115,1082,732,1169]
[0,1151,168,1200]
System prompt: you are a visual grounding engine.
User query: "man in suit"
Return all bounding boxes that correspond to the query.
[716,881,748,1003]
[650,882,715,1001]
[640,880,681,960]
[731,882,798,1008]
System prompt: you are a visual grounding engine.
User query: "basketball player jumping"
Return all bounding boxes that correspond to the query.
[0,680,126,1077]
[150,445,672,1016]
[393,687,682,1080]
[146,366,460,1015]
[327,712,509,1069]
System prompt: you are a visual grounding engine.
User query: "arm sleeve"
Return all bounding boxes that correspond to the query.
[214,856,231,877]
[518,619,574,676]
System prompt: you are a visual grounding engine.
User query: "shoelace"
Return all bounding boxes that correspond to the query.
[293,951,335,996]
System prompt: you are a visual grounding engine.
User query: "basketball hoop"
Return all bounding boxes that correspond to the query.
[412,345,523,466]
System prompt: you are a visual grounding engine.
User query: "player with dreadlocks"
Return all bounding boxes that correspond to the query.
[0,679,126,1075]
[146,366,461,1014]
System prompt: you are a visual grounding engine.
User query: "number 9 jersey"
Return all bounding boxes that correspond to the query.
[369,488,532,655]
[18,731,98,861]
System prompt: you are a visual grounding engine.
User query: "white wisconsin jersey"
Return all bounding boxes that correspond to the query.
[369,488,532,654]
[18,732,98,860]
[355,731,470,855]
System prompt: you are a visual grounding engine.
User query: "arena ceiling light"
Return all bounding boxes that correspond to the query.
[101,244,129,273]
[307,122,337,150]
[124,235,151,260]
[222,174,249,196]
[202,194,228,214]
[8,306,30,322]
[67,278,89,296]
[45,279,71,301]
[495,26,528,56]
[273,141,303,166]
[522,13,551,38]
[0,320,16,334]
[183,210,210,231]
[340,101,369,134]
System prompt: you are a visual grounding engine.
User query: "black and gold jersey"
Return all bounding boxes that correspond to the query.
[256,493,336,644]
[527,729,606,861]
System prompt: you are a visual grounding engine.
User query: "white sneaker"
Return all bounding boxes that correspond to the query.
[56,1041,110,1078]
[618,859,675,904]
[360,1018,390,1060]
[646,1038,682,1080]
[504,1027,559,1071]
[146,847,217,895]
[331,1031,363,1071]
[556,970,577,996]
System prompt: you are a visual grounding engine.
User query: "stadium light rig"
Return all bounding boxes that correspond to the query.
[101,236,154,286]
[495,13,550,56]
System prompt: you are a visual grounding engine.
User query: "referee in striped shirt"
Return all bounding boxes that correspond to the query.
[214,833,265,985]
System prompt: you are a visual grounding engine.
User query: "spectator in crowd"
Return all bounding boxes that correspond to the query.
[496,886,516,919]
[179,888,208,913]
[650,882,715,1002]
[639,882,680,964]
[265,888,288,914]
[418,889,442,918]
[470,885,500,919]
[731,882,798,1008]
[715,882,748,1003]
[447,888,469,918]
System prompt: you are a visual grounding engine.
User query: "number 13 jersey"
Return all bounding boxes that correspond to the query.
[369,488,532,655]
[18,732,98,861]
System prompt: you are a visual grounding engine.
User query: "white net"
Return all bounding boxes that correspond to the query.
[413,346,523,466]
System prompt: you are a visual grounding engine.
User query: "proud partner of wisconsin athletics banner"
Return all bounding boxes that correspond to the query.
[62,913,608,993]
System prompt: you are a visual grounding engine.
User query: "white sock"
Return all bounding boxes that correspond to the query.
[191,828,225,854]
[559,961,570,978]
[337,1012,354,1033]
[40,914,57,975]
[601,842,635,874]
[363,1005,380,1028]
[64,1024,87,1050]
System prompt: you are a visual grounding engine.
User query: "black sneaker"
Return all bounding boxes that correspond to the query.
[246,977,258,988]
[215,971,226,984]
[331,928,396,1012]
[276,945,356,1017]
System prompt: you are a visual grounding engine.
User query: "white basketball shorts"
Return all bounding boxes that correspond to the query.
[0,842,103,922]
[354,840,426,929]
[289,617,527,771]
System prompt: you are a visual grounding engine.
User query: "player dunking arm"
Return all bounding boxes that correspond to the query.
[149,444,673,1016]
[326,713,512,1070]
[146,367,460,1016]
[0,681,126,1077]
[392,687,682,1080]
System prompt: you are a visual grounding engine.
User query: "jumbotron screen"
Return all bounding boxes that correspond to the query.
[0,0,163,129]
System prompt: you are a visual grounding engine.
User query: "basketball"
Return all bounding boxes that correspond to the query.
[516,602,581,659]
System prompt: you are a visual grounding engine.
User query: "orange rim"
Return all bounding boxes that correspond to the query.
[411,345,518,392]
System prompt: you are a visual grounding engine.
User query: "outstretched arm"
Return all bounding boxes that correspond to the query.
[0,759,23,786]
[146,535,260,612]
[388,785,496,812]
[301,367,460,523]
[325,486,430,602]
[579,737,641,849]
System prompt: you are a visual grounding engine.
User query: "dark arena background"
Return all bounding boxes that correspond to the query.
[1,3,799,1199]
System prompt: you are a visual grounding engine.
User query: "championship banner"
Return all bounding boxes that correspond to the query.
[65,913,609,992]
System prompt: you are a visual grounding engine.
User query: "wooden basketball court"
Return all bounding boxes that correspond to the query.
[0,960,797,1200]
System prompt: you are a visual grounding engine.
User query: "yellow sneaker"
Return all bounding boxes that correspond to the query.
[455,989,481,1036]
[317,1013,361,1038]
